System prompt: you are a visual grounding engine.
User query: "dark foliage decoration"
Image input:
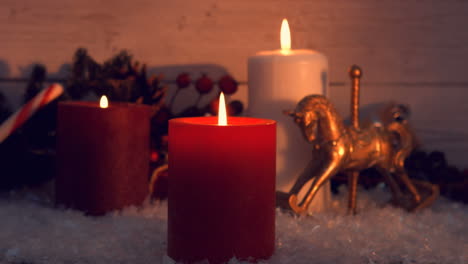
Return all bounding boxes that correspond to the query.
[331,150,468,204]
[66,48,165,106]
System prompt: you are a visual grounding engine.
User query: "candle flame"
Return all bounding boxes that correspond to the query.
[280,18,291,53]
[218,92,227,126]
[100,95,109,108]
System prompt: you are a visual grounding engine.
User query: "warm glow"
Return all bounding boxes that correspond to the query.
[218,92,227,126]
[100,95,109,108]
[280,18,291,53]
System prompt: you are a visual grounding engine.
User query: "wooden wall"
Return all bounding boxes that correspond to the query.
[1,0,467,167]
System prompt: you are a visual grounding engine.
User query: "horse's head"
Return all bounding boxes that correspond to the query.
[284,109,319,143]
[285,95,340,143]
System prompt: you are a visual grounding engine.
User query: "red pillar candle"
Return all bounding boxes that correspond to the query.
[168,116,276,263]
[56,99,151,215]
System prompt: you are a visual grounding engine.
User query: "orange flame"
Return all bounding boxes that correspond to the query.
[100,95,109,108]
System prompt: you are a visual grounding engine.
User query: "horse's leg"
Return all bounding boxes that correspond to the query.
[289,158,340,214]
[276,159,322,211]
[376,166,403,202]
[288,158,324,195]
[347,171,359,215]
[394,167,421,203]
[392,134,421,203]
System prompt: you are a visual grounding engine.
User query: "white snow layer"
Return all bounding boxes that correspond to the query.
[0,186,467,264]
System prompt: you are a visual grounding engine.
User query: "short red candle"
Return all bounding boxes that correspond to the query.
[168,116,276,263]
[56,101,151,215]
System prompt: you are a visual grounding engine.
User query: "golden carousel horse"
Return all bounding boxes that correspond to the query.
[277,66,438,215]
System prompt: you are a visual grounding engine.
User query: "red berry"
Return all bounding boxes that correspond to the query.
[229,100,244,116]
[195,74,214,94]
[176,73,191,89]
[150,150,160,163]
[218,75,238,95]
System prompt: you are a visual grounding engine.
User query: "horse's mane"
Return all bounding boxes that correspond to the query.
[295,94,337,114]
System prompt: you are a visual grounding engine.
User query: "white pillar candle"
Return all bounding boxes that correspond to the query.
[247,19,331,213]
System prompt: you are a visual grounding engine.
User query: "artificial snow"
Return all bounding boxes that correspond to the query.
[0,186,466,264]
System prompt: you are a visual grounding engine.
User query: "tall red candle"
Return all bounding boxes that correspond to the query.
[56,100,151,215]
[168,116,276,263]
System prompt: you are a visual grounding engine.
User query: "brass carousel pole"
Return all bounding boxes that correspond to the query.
[350,65,362,130]
[348,65,362,214]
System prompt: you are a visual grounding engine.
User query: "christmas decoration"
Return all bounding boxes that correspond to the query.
[229,100,244,116]
[175,72,191,89]
[65,48,168,174]
[0,48,245,198]
[0,62,64,190]
[0,83,63,144]
[1,51,465,208]
[277,65,438,215]
[218,74,238,95]
[194,74,214,94]
[65,48,166,106]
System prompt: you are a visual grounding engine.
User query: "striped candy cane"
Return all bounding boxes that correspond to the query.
[0,83,64,144]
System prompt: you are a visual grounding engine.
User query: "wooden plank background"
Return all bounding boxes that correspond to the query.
[0,0,467,167]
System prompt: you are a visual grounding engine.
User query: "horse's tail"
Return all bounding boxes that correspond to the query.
[385,104,418,170]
